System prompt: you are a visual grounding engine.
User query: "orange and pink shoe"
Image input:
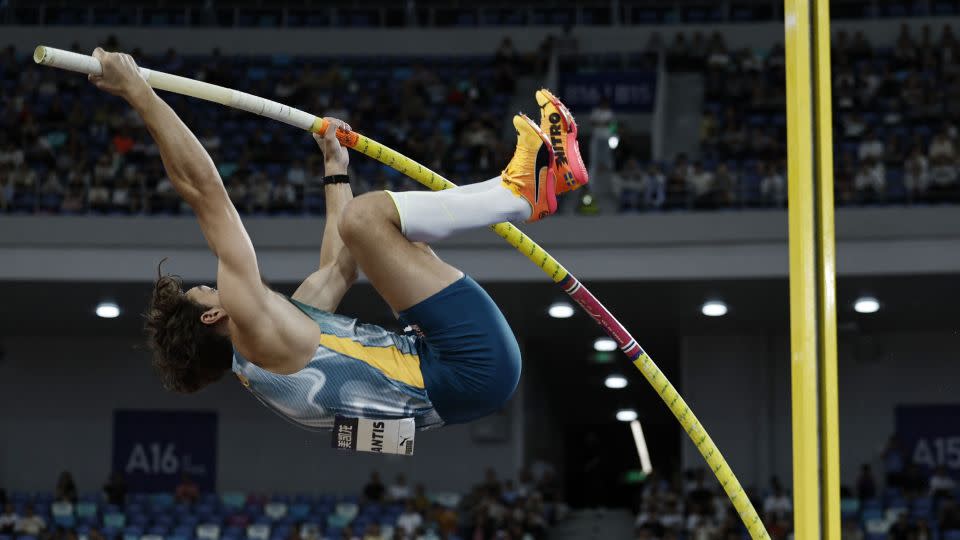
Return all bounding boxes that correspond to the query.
[501,113,557,222]
[536,88,589,195]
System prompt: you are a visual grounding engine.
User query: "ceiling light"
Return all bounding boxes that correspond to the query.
[95,302,120,319]
[701,300,728,317]
[854,296,880,314]
[604,374,628,389]
[616,409,638,422]
[548,301,574,319]
[593,337,617,352]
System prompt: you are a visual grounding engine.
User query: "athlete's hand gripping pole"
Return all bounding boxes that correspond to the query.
[35,45,769,540]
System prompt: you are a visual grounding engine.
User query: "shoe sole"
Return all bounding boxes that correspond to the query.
[538,89,590,189]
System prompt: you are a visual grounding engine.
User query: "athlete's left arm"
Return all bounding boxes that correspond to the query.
[292,119,359,312]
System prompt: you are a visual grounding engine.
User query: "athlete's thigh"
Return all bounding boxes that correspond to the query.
[341,192,462,312]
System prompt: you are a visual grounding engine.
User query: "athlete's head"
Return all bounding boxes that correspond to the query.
[144,262,232,393]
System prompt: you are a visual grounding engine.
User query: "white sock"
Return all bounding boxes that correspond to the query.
[386,176,529,243]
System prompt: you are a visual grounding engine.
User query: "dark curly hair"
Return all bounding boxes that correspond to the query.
[143,261,232,393]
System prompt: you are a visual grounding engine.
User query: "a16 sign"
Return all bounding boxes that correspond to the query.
[112,410,218,492]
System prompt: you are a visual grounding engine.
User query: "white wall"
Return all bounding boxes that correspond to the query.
[4,207,960,283]
[0,336,521,494]
[680,332,960,490]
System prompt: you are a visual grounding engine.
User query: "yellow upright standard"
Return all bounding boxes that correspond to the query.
[784,0,841,538]
[812,0,841,538]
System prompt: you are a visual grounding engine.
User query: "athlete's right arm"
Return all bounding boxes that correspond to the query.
[89,48,272,328]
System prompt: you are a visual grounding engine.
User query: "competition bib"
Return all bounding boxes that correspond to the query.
[331,416,415,456]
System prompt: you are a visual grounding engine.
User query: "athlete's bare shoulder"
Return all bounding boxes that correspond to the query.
[229,289,322,375]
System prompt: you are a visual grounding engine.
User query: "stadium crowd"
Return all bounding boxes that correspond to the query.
[0,35,525,216]
[631,437,960,540]
[608,23,960,211]
[0,465,566,540]
[4,23,960,216]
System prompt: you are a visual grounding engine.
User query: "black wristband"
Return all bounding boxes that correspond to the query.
[322,174,350,186]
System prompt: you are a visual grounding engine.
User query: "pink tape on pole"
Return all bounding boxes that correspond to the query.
[562,276,644,360]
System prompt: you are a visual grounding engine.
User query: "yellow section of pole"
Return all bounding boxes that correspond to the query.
[813,0,841,537]
[784,0,822,538]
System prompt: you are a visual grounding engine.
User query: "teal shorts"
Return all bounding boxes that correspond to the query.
[399,276,522,424]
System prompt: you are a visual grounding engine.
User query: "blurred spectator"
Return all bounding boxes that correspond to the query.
[103,472,126,506]
[636,507,666,538]
[11,162,37,207]
[929,128,955,165]
[93,153,117,184]
[842,112,867,138]
[668,33,691,69]
[588,97,615,184]
[112,177,136,213]
[667,154,693,208]
[555,24,579,59]
[644,163,667,210]
[853,159,885,203]
[112,128,135,155]
[250,172,271,213]
[0,504,17,535]
[903,464,927,498]
[841,517,864,540]
[0,142,25,167]
[611,157,644,210]
[856,464,877,500]
[62,180,86,213]
[858,128,884,163]
[388,474,411,502]
[286,160,306,189]
[39,171,64,211]
[714,163,738,207]
[326,98,349,123]
[494,37,518,67]
[270,178,297,213]
[707,33,731,69]
[175,473,200,504]
[274,73,298,100]
[883,436,906,490]
[687,161,716,209]
[930,465,956,499]
[928,159,959,202]
[759,162,785,207]
[411,484,430,514]
[941,495,960,533]
[151,175,177,212]
[363,471,385,503]
[56,472,78,504]
[395,502,422,536]
[88,178,111,213]
[199,129,221,153]
[888,512,912,540]
[227,175,250,212]
[884,134,905,168]
[360,523,380,540]
[0,166,12,212]
[14,505,46,536]
[763,483,792,521]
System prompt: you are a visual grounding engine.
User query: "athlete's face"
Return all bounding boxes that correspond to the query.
[185,285,221,310]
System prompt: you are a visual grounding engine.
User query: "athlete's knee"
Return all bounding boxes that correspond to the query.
[338,193,398,244]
